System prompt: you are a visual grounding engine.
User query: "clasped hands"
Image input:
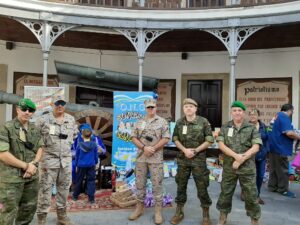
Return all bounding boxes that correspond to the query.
[143,146,156,157]
[183,148,197,159]
[23,162,38,178]
[232,153,248,170]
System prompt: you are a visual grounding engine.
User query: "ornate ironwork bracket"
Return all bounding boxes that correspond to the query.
[15,19,77,86]
[16,19,76,52]
[204,26,265,113]
[115,29,168,58]
[204,27,264,57]
[115,28,168,91]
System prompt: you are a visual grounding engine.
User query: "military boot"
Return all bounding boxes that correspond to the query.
[217,212,227,225]
[128,201,144,220]
[202,207,211,225]
[56,208,74,225]
[37,213,47,225]
[154,205,163,225]
[170,205,184,225]
[251,218,260,225]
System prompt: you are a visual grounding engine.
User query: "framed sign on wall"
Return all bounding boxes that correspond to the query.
[13,72,58,118]
[156,79,176,122]
[236,78,292,125]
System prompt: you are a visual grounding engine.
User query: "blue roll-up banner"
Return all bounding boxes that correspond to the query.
[112,91,154,172]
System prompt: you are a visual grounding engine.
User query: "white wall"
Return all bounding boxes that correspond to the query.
[0,40,299,126]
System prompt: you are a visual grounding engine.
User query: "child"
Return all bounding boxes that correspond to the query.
[72,123,99,203]
[71,124,106,189]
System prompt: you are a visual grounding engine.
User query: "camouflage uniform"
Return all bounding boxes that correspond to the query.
[132,114,170,205]
[172,116,214,208]
[36,112,77,213]
[0,118,43,225]
[216,120,262,220]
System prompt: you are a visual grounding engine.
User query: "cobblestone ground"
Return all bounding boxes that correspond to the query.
[31,178,299,225]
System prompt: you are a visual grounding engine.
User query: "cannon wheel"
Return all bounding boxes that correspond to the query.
[73,108,113,166]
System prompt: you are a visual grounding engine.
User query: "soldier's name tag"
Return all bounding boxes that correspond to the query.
[182,125,188,135]
[49,125,56,135]
[19,129,26,142]
[227,128,234,137]
[140,121,146,130]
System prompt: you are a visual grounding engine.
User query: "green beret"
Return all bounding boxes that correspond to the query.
[18,98,36,110]
[231,101,246,111]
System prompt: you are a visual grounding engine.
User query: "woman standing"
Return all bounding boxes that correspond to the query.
[248,108,269,204]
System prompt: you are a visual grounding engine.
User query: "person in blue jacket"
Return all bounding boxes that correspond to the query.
[268,104,300,198]
[249,109,269,204]
[72,123,105,203]
[71,124,106,188]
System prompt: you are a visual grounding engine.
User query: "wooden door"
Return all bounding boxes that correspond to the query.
[188,80,222,129]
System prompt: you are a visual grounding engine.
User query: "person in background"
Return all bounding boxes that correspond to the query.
[216,101,262,225]
[241,108,269,204]
[129,98,169,225]
[170,98,214,225]
[72,123,99,204]
[268,103,300,198]
[0,98,44,225]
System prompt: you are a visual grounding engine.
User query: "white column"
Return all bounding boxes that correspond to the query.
[229,56,237,117]
[138,57,144,92]
[42,51,50,87]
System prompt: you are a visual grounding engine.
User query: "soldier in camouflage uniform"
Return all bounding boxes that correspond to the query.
[170,98,214,225]
[129,98,170,225]
[216,101,262,225]
[36,95,77,225]
[0,98,44,225]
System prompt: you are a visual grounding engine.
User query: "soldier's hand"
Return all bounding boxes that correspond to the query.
[234,154,244,164]
[23,171,32,178]
[27,163,37,175]
[144,146,155,156]
[23,163,37,178]
[232,161,241,170]
[184,148,195,159]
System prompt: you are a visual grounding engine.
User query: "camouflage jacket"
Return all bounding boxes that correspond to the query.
[0,118,44,183]
[132,114,170,163]
[173,116,214,164]
[217,120,262,174]
[36,112,77,168]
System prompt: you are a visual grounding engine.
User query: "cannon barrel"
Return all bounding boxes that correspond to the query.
[0,90,113,114]
[55,61,159,91]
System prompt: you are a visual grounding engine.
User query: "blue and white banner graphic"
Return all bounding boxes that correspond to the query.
[112,91,154,171]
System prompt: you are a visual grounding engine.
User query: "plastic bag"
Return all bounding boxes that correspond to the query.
[291,152,300,169]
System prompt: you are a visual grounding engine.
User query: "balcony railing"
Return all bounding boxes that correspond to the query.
[42,0,296,9]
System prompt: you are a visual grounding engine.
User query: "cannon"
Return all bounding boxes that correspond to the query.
[0,90,113,148]
[55,61,159,91]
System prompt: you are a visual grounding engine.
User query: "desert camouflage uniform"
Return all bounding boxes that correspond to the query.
[0,118,43,225]
[173,116,214,208]
[216,120,262,220]
[36,112,77,213]
[132,114,170,205]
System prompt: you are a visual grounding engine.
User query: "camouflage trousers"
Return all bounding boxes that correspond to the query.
[216,170,261,220]
[175,163,212,207]
[0,178,39,225]
[37,164,72,213]
[135,162,163,205]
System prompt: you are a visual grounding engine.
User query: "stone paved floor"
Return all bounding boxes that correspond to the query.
[31,178,300,225]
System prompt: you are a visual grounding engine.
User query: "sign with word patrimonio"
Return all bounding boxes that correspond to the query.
[236,78,292,125]
[112,91,154,171]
